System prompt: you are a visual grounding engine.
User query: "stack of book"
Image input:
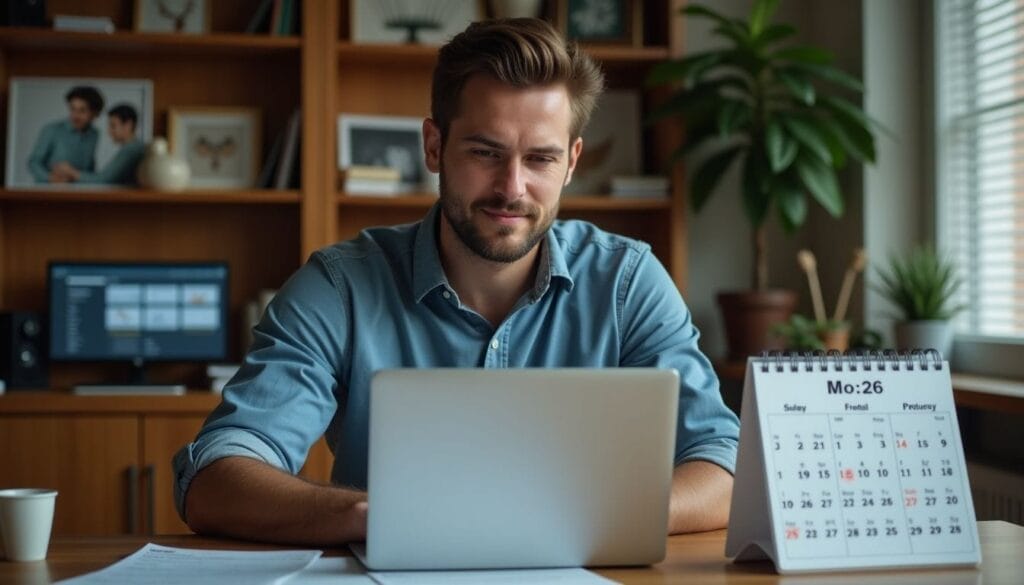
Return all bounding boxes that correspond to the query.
[342,166,403,196]
[207,364,241,394]
[609,175,670,199]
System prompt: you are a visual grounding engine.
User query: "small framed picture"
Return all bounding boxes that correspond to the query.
[5,77,154,188]
[337,114,432,193]
[562,0,642,45]
[168,107,261,189]
[350,0,483,45]
[134,0,210,34]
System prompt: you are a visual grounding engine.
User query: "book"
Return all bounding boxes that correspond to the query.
[346,165,401,181]
[258,121,286,188]
[344,178,403,196]
[53,15,114,33]
[245,0,274,34]
[268,0,283,36]
[274,109,301,190]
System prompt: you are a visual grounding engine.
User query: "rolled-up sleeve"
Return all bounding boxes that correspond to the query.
[172,254,349,521]
[618,250,740,473]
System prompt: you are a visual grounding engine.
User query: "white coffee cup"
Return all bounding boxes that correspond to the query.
[0,489,58,562]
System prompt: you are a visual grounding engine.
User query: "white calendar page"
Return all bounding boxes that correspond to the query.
[725,357,981,573]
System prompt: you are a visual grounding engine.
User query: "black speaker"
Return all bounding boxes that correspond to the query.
[0,312,49,389]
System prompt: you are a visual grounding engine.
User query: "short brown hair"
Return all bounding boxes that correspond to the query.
[432,18,605,143]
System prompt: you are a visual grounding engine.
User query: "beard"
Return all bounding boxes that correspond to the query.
[437,165,558,264]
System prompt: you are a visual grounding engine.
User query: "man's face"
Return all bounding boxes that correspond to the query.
[423,75,582,264]
[108,116,135,144]
[67,98,97,131]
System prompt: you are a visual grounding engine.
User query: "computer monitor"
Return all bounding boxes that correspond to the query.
[48,262,229,386]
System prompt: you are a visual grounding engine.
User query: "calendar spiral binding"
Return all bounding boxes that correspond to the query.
[756,348,944,373]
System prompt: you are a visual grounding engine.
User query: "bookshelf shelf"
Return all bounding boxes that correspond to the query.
[0,188,300,205]
[336,41,670,66]
[336,193,671,212]
[0,28,300,55]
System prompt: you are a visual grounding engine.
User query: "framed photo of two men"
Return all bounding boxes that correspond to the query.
[4,77,154,189]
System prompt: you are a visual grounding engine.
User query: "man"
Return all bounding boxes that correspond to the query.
[27,86,103,183]
[175,18,739,546]
[50,104,146,185]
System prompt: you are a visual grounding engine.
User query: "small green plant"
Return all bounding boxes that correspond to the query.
[772,315,845,351]
[875,246,963,321]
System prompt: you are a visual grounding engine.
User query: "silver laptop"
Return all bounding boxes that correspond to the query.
[358,368,680,571]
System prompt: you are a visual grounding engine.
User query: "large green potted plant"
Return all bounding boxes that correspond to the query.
[648,0,877,360]
[875,245,963,358]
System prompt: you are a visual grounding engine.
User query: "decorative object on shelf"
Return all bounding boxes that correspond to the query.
[564,89,641,196]
[782,247,867,352]
[168,107,261,189]
[488,0,543,19]
[338,113,433,194]
[52,15,115,33]
[874,245,963,359]
[562,0,641,46]
[350,0,482,45]
[136,137,190,191]
[134,0,208,34]
[4,77,154,189]
[648,0,878,361]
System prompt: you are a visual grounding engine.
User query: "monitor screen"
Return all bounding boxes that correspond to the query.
[48,262,229,362]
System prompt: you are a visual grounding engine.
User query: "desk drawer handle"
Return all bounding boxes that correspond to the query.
[145,464,155,536]
[127,465,139,534]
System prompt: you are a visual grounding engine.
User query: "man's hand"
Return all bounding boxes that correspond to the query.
[667,460,734,534]
[48,161,79,183]
[185,456,368,545]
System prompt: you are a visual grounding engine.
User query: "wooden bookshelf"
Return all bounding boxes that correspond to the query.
[0,0,688,537]
[0,188,301,205]
[0,28,301,55]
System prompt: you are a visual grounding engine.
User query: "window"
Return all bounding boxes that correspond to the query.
[936,0,1024,341]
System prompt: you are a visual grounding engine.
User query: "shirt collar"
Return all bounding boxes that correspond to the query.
[411,203,575,304]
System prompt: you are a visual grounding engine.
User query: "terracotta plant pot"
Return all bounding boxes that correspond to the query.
[717,290,798,361]
[818,325,850,352]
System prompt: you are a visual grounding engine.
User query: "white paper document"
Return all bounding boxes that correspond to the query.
[366,567,618,585]
[289,557,377,584]
[57,543,322,585]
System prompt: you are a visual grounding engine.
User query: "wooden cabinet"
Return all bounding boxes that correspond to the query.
[0,393,334,536]
[0,414,138,535]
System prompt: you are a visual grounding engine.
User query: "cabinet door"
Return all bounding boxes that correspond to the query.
[0,415,139,536]
[141,415,207,535]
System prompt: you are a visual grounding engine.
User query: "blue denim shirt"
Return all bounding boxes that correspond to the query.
[172,204,739,519]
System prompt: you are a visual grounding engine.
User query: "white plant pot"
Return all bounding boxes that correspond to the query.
[894,320,954,359]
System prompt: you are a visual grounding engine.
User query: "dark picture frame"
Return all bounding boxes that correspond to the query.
[562,0,642,46]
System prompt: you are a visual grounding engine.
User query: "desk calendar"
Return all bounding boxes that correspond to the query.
[725,352,981,573]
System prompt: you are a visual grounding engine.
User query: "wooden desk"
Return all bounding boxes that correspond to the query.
[3,521,1020,584]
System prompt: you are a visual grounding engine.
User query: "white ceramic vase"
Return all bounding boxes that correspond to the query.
[894,320,954,359]
[137,138,190,191]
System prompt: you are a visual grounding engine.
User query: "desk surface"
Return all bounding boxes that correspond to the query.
[3,521,1020,584]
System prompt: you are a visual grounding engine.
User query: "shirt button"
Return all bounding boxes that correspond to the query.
[490,339,499,350]
[442,291,451,299]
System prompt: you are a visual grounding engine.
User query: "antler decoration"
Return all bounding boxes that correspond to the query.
[157,0,196,32]
[797,249,827,325]
[832,248,867,323]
